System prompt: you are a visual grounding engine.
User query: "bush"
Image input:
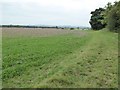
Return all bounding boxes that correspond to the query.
[107,1,120,33]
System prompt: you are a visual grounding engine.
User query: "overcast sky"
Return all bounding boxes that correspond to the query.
[0,0,117,27]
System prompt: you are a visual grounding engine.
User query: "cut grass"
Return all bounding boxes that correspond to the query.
[2,29,118,88]
[0,28,2,89]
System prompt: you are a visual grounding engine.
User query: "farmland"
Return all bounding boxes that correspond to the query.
[2,28,118,88]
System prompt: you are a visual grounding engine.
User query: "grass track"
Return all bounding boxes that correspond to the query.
[2,29,118,88]
[0,28,2,89]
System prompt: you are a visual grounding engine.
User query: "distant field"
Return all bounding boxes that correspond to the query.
[2,28,118,88]
[2,28,86,37]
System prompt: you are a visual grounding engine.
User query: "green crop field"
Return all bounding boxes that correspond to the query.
[2,28,118,88]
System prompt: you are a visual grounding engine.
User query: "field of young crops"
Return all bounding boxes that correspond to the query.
[2,28,118,88]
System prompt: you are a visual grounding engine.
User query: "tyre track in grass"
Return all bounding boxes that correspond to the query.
[3,30,118,88]
[36,31,118,88]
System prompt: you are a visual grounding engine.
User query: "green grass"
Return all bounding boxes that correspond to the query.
[2,30,118,88]
[0,29,2,89]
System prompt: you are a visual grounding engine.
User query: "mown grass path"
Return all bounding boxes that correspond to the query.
[2,29,118,88]
[0,28,2,89]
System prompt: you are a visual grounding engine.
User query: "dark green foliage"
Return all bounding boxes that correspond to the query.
[107,1,120,33]
[105,2,113,11]
[90,1,120,32]
[70,28,74,30]
[89,8,106,30]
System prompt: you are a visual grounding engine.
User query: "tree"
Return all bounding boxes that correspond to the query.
[89,8,106,30]
[107,1,120,32]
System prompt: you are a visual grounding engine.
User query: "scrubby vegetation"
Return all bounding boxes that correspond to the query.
[106,1,120,32]
[90,1,120,32]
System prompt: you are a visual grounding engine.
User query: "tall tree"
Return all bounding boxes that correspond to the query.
[107,1,120,32]
[89,8,106,30]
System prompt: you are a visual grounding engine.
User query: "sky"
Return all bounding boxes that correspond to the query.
[0,0,117,27]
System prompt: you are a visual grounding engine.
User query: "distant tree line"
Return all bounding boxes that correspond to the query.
[1,25,88,30]
[89,1,120,32]
[0,25,60,29]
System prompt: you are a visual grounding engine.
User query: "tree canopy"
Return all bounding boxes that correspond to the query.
[89,8,106,30]
[89,1,120,32]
